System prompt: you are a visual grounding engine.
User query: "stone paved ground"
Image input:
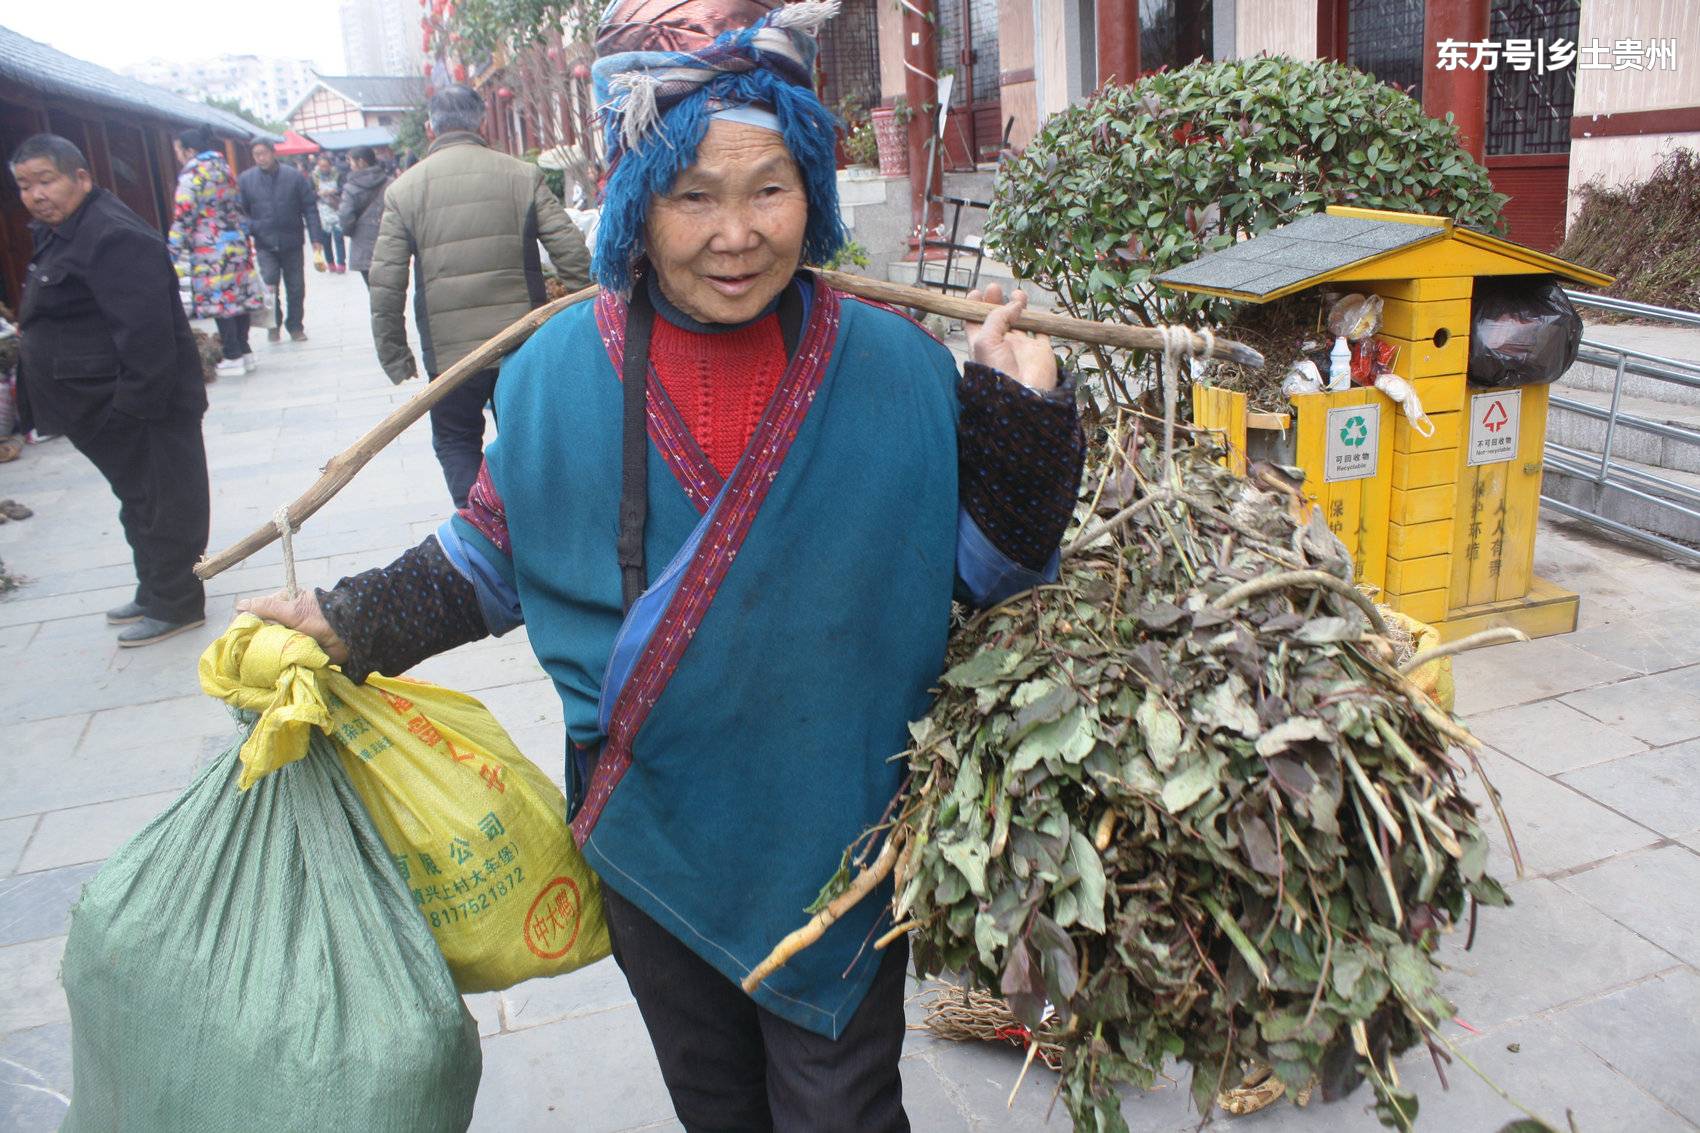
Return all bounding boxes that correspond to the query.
[2,274,1698,1131]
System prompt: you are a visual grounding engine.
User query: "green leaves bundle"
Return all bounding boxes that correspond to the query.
[878,427,1511,1130]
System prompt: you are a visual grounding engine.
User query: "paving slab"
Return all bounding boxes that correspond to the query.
[905,1035,1076,1129]
[0,863,102,948]
[0,713,88,773]
[1560,609,1700,676]
[499,955,635,1032]
[411,637,550,696]
[1558,845,1700,969]
[0,937,68,1033]
[474,678,567,731]
[77,693,237,752]
[1557,967,1700,1127]
[0,817,38,878]
[1564,665,1700,748]
[1211,1019,1689,1133]
[1469,749,1660,878]
[1451,636,1638,716]
[1465,698,1647,774]
[463,991,503,1039]
[894,1055,975,1131]
[1436,879,1675,1031]
[14,791,179,873]
[1,727,217,821]
[468,1004,675,1133]
[0,1023,73,1132]
[1558,739,1700,838]
[0,622,35,658]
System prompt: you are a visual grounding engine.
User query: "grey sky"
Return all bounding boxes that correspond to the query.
[1,0,348,73]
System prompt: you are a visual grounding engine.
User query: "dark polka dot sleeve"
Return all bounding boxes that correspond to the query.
[316,535,490,683]
[958,362,1086,572]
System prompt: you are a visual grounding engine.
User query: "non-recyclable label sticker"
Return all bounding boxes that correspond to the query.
[1468,389,1521,466]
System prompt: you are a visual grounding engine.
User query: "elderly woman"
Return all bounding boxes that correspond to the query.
[244,1,1083,1127]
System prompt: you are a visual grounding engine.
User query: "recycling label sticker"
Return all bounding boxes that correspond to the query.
[1324,403,1382,483]
[1467,389,1522,467]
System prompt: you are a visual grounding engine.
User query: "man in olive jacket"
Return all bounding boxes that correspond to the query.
[368,85,592,507]
[9,134,210,646]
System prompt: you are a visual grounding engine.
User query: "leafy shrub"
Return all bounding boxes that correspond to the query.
[821,239,871,271]
[845,121,879,167]
[1559,148,1700,314]
[989,56,1508,348]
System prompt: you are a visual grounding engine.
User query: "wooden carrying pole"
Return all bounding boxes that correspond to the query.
[195,274,1264,581]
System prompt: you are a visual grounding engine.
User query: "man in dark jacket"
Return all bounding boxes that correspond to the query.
[10,134,210,646]
[369,85,591,506]
[237,139,322,343]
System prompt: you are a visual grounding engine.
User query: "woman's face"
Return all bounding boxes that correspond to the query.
[644,119,808,325]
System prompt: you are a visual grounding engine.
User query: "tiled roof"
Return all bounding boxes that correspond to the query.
[305,126,397,149]
[0,25,269,140]
[316,75,426,110]
[1155,213,1443,300]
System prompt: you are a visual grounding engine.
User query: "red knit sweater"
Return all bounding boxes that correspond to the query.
[650,313,788,479]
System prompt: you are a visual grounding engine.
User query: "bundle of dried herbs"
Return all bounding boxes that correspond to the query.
[756,421,1514,1131]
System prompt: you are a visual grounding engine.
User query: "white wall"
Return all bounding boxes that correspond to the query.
[1234,0,1317,60]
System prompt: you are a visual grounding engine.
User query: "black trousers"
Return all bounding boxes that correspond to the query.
[67,410,209,624]
[214,313,251,359]
[428,366,497,509]
[604,887,910,1133]
[255,244,306,333]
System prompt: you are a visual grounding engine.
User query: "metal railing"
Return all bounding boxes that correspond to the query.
[1544,291,1700,564]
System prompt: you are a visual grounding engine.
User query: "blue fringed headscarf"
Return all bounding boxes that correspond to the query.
[591,0,846,294]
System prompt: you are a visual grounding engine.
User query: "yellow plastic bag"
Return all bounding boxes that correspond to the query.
[1383,609,1456,713]
[200,614,610,993]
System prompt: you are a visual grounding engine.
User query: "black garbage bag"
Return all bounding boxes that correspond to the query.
[1468,276,1584,388]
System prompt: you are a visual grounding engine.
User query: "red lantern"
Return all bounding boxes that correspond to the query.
[546,46,561,62]
[496,86,512,100]
[452,62,467,82]
[571,63,590,81]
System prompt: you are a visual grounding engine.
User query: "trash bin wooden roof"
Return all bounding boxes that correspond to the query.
[1154,205,1612,303]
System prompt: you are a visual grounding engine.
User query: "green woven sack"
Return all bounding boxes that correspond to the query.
[61,727,482,1132]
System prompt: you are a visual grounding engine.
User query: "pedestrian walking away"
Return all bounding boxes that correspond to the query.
[366,83,591,507]
[10,133,211,647]
[313,153,346,273]
[239,1,1085,1126]
[238,138,322,342]
[170,126,266,378]
[336,145,391,285]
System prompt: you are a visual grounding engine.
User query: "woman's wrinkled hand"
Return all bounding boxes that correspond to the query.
[235,589,351,665]
[965,283,1058,392]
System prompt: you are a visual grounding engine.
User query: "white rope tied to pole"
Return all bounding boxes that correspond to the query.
[1157,324,1217,481]
[273,506,298,600]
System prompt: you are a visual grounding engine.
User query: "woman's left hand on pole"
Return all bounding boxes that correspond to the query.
[964,283,1058,392]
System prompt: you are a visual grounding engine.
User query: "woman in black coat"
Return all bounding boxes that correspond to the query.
[335,145,391,283]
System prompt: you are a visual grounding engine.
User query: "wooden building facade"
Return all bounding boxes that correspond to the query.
[0,25,270,310]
